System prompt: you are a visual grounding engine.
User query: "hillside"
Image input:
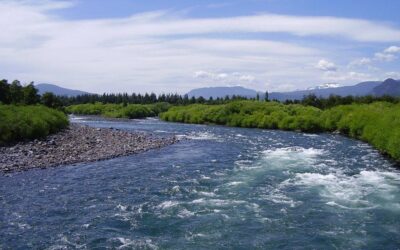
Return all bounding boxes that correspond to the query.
[372,78,400,96]
[35,83,90,97]
[187,81,383,101]
[187,86,258,99]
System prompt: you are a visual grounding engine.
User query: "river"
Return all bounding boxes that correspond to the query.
[1,117,399,249]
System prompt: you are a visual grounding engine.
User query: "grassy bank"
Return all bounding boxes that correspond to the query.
[0,105,69,145]
[66,102,171,119]
[160,101,400,161]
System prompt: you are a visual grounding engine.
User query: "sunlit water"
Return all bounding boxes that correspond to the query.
[1,117,399,249]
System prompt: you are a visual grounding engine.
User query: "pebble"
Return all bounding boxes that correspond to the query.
[0,124,178,173]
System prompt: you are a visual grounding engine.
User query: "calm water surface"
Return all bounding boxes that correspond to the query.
[1,117,399,249]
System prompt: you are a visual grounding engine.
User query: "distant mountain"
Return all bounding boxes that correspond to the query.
[35,83,90,97]
[187,86,258,99]
[371,78,400,96]
[187,81,383,101]
[269,81,382,101]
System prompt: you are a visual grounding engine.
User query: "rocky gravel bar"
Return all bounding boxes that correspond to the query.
[0,124,178,173]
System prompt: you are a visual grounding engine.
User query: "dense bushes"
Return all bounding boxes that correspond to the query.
[160,100,400,161]
[66,102,171,119]
[160,101,323,132]
[0,105,69,145]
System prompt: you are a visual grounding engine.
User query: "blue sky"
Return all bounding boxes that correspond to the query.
[1,0,399,93]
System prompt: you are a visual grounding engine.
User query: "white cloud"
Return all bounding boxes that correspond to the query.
[194,71,256,84]
[349,57,372,67]
[315,59,337,71]
[1,0,400,93]
[322,71,372,82]
[374,52,397,62]
[385,72,400,79]
[384,46,400,54]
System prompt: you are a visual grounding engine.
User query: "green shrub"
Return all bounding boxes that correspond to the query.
[160,100,400,161]
[0,105,69,144]
[66,102,171,119]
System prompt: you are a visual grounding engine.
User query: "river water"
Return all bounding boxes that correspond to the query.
[1,117,399,249]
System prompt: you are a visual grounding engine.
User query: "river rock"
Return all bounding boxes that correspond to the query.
[0,124,178,173]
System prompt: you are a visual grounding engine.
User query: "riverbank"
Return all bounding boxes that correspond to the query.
[160,100,400,162]
[0,124,178,173]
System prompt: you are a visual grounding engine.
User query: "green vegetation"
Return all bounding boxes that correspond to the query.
[66,102,171,119]
[0,79,68,144]
[0,105,69,145]
[160,100,400,161]
[0,79,64,109]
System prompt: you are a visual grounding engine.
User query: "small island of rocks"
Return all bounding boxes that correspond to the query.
[0,124,178,173]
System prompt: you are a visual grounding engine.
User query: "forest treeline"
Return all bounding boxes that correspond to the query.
[0,79,63,109]
[60,91,400,108]
[160,101,400,161]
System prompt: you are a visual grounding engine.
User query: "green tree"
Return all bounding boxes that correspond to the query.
[41,92,62,108]
[22,82,40,105]
[9,80,23,104]
[264,91,269,102]
[0,79,10,104]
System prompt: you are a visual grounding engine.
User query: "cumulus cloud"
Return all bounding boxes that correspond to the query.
[384,46,400,54]
[322,71,372,82]
[315,59,337,71]
[385,72,400,79]
[374,52,397,62]
[194,71,256,83]
[349,57,372,67]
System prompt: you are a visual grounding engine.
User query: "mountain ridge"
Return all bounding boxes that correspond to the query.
[187,79,400,101]
[35,83,90,97]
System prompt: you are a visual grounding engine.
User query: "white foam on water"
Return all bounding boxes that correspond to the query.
[261,190,301,208]
[154,130,168,133]
[262,147,326,168]
[197,191,217,197]
[286,170,400,210]
[264,147,325,159]
[302,133,319,137]
[117,204,127,212]
[190,198,246,207]
[226,181,245,186]
[177,208,195,218]
[157,200,180,210]
[46,235,86,250]
[186,131,220,140]
[112,237,158,250]
[171,185,180,193]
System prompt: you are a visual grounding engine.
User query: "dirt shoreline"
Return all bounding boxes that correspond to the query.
[0,124,178,173]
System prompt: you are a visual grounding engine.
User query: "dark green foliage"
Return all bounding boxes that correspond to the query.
[0,79,10,104]
[160,100,400,161]
[66,102,171,119]
[9,80,24,104]
[41,92,63,109]
[0,105,69,145]
[22,82,40,105]
[0,79,63,106]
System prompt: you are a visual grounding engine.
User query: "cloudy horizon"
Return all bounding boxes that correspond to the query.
[1,0,399,94]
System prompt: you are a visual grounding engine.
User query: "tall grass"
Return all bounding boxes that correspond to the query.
[0,105,69,145]
[160,101,400,161]
[66,102,171,119]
